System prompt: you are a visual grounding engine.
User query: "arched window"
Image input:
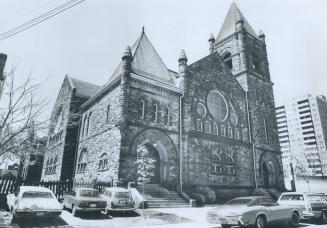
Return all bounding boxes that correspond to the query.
[106,105,110,123]
[223,52,233,70]
[228,126,233,138]
[221,125,226,136]
[251,52,261,72]
[98,153,109,171]
[235,129,241,140]
[211,152,222,174]
[205,121,211,133]
[213,123,219,135]
[77,149,87,173]
[152,103,158,122]
[86,112,92,136]
[225,147,235,174]
[196,119,203,131]
[82,115,87,137]
[139,100,146,120]
[263,118,268,142]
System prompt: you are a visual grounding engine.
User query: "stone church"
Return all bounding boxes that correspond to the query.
[41,3,284,199]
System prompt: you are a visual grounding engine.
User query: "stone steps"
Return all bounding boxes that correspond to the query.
[136,184,189,208]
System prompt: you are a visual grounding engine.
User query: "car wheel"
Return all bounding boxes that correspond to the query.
[290,212,300,227]
[255,215,266,228]
[72,205,78,217]
[221,224,231,228]
[321,211,327,224]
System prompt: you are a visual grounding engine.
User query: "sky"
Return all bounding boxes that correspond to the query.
[0,0,326,122]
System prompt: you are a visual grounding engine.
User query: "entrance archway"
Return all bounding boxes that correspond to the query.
[262,161,276,188]
[130,129,178,184]
[144,144,160,184]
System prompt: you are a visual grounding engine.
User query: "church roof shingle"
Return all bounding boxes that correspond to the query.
[66,75,101,99]
[216,3,258,42]
[106,28,175,86]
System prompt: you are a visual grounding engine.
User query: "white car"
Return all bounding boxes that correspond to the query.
[7,186,62,220]
[207,196,302,228]
[278,192,327,223]
[101,187,135,214]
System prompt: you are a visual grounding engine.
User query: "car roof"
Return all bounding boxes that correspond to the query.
[281,192,324,195]
[19,186,53,193]
[104,187,130,192]
[232,196,269,200]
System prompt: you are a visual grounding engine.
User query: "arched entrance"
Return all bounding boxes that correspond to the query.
[144,144,160,184]
[262,163,270,188]
[262,161,276,188]
[130,129,178,184]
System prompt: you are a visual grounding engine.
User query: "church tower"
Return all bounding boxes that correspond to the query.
[213,3,284,189]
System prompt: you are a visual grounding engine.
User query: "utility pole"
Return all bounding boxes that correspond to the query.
[290,163,296,192]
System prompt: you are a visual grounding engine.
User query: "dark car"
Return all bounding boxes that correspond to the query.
[62,188,106,216]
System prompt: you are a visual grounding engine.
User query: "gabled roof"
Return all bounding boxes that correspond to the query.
[216,3,258,42]
[66,75,101,99]
[106,29,175,85]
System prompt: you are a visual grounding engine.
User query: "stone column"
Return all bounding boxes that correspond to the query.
[119,46,132,128]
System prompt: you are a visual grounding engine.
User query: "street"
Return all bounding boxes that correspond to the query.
[1,207,326,228]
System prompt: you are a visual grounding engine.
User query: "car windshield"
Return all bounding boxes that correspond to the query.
[280,194,304,201]
[307,195,326,202]
[225,198,252,205]
[22,191,53,199]
[79,190,99,197]
[115,192,130,198]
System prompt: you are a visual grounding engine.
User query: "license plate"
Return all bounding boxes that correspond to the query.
[36,212,45,216]
[90,204,97,207]
[119,200,127,204]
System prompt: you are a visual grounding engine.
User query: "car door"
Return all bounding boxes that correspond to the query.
[261,198,287,222]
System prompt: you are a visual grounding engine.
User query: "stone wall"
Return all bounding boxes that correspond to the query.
[183,53,254,189]
[74,84,122,182]
[41,77,73,181]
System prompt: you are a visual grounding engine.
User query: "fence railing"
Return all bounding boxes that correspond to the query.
[0,176,112,202]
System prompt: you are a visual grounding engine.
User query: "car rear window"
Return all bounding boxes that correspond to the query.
[79,190,99,197]
[115,192,130,198]
[225,199,252,205]
[22,192,53,199]
[280,194,304,201]
[307,195,327,202]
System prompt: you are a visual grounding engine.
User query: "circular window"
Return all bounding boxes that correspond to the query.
[207,90,228,122]
[196,103,206,118]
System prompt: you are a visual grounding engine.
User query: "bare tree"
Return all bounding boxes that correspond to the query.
[0,66,48,160]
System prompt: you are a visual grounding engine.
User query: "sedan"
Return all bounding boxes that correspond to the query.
[7,186,62,220]
[62,188,107,216]
[207,196,302,228]
[101,187,135,214]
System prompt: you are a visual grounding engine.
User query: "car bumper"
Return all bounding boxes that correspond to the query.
[107,207,135,212]
[15,210,62,218]
[75,207,105,212]
[300,211,320,220]
[207,215,243,226]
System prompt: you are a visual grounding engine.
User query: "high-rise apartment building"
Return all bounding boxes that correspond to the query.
[276,94,327,187]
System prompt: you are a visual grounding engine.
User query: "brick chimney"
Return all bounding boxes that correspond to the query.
[0,53,7,81]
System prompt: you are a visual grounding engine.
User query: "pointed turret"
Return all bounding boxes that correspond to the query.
[106,27,175,86]
[208,33,215,54]
[216,3,257,42]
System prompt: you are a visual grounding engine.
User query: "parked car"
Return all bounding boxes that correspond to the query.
[207,196,301,228]
[101,187,135,214]
[62,188,107,216]
[7,186,62,220]
[277,192,327,223]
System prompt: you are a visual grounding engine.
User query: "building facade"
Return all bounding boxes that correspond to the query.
[43,3,284,200]
[276,94,327,189]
